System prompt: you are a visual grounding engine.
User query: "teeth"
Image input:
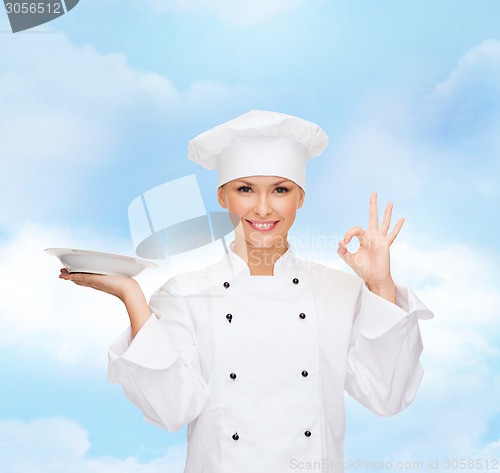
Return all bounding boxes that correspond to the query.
[252,221,275,228]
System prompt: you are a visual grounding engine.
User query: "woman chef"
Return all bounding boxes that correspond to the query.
[59,110,434,473]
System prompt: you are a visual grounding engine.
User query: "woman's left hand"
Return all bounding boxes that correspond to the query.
[337,192,404,293]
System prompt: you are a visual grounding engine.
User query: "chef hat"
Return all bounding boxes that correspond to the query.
[187,110,329,190]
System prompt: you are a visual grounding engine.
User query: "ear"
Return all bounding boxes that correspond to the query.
[217,185,227,209]
[297,187,305,209]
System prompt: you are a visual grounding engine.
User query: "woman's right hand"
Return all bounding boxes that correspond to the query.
[59,268,152,337]
[59,268,137,302]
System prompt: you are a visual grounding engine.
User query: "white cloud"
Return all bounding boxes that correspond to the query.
[320,40,500,210]
[0,221,233,370]
[0,418,90,465]
[422,39,500,157]
[0,222,173,371]
[475,439,500,461]
[0,28,181,111]
[326,119,433,197]
[344,239,500,465]
[0,28,258,227]
[133,0,311,26]
[431,39,500,113]
[0,30,178,226]
[0,417,186,473]
[1,219,499,466]
[301,40,500,464]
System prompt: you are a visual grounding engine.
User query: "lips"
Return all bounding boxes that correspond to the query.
[245,220,279,231]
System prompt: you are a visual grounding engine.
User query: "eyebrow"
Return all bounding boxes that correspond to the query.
[235,179,290,186]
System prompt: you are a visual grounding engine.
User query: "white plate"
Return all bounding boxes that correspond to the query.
[45,248,158,277]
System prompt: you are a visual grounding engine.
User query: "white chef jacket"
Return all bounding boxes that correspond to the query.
[107,241,434,473]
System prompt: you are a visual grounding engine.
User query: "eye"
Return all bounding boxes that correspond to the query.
[237,185,252,193]
[274,186,289,194]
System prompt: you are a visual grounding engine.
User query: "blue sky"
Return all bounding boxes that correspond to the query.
[1,1,499,471]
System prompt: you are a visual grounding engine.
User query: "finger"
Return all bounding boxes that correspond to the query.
[343,226,366,244]
[368,191,378,230]
[387,217,405,244]
[62,272,98,286]
[380,202,393,235]
[337,240,356,266]
[338,240,367,271]
[59,268,71,279]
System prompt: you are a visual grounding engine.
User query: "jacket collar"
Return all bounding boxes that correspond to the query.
[222,240,295,277]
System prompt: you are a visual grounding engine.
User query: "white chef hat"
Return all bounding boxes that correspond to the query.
[187,109,329,190]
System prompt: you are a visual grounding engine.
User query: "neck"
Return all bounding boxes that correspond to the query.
[232,234,289,276]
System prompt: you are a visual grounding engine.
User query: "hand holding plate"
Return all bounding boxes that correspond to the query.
[59,268,139,302]
[59,268,151,336]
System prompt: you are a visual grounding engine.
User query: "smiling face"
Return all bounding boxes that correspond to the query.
[217,175,305,251]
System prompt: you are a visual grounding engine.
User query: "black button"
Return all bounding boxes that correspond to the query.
[223,282,230,288]
[232,433,239,441]
[226,313,233,323]
[230,372,237,380]
[304,430,311,437]
[301,370,309,377]
[292,278,299,285]
[299,313,306,319]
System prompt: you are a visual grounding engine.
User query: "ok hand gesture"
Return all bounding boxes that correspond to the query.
[337,192,404,297]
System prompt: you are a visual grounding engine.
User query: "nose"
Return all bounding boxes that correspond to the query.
[254,193,272,217]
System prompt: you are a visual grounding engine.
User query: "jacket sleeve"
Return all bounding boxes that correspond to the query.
[344,281,434,416]
[106,278,210,432]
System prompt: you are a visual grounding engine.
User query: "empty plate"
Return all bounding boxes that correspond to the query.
[45,248,158,277]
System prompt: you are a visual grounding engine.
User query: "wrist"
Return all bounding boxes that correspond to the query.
[366,278,395,292]
[118,278,141,303]
[119,280,152,337]
[366,278,396,304]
